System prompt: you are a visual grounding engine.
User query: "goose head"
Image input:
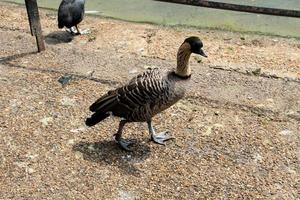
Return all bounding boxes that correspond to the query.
[184,36,207,57]
[176,36,207,77]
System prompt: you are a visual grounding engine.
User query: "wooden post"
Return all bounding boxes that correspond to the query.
[25,0,45,52]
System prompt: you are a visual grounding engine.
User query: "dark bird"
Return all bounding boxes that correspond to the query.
[86,36,207,151]
[58,0,86,35]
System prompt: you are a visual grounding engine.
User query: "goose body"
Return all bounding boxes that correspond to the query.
[86,36,207,150]
[58,0,85,34]
[86,69,186,125]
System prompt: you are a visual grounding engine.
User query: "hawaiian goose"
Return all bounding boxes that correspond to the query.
[86,36,207,151]
[58,0,87,35]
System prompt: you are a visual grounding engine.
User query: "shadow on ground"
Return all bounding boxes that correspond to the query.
[45,31,74,44]
[73,139,151,175]
[0,51,37,63]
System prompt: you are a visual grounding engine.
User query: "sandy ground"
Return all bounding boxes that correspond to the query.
[0,2,299,199]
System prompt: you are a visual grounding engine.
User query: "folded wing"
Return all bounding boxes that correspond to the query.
[86,68,170,126]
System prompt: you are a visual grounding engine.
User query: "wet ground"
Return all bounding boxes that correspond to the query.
[0,2,299,199]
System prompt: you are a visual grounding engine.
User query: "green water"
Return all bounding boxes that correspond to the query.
[4,0,300,38]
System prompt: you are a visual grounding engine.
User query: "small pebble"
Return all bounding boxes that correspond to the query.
[88,144,95,151]
[27,168,35,174]
[252,68,261,76]
[58,75,73,86]
[74,151,83,160]
[70,127,86,133]
[117,190,137,200]
[213,123,224,128]
[138,48,144,52]
[87,70,95,77]
[279,129,293,136]
[60,97,76,106]
[40,117,53,126]
[253,153,263,163]
[15,162,26,168]
[26,154,38,160]
[203,126,212,136]
[67,139,75,145]
[129,69,138,74]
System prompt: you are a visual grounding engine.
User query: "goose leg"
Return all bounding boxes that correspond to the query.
[75,25,90,35]
[75,25,81,35]
[147,120,173,145]
[115,120,133,151]
[66,27,76,35]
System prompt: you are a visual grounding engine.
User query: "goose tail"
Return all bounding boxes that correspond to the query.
[85,112,110,127]
[85,92,118,127]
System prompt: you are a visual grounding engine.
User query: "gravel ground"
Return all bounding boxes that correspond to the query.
[0,2,299,199]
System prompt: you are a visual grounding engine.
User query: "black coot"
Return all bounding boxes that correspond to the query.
[58,0,86,35]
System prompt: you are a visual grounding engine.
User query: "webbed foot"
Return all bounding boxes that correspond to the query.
[151,131,173,145]
[79,28,91,35]
[116,138,134,151]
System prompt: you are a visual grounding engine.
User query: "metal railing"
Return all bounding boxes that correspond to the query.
[155,0,300,18]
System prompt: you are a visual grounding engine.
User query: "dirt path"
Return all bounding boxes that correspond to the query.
[0,2,299,199]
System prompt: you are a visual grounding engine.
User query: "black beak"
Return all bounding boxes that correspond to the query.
[198,49,207,57]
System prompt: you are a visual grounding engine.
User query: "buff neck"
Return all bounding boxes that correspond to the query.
[175,42,192,77]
